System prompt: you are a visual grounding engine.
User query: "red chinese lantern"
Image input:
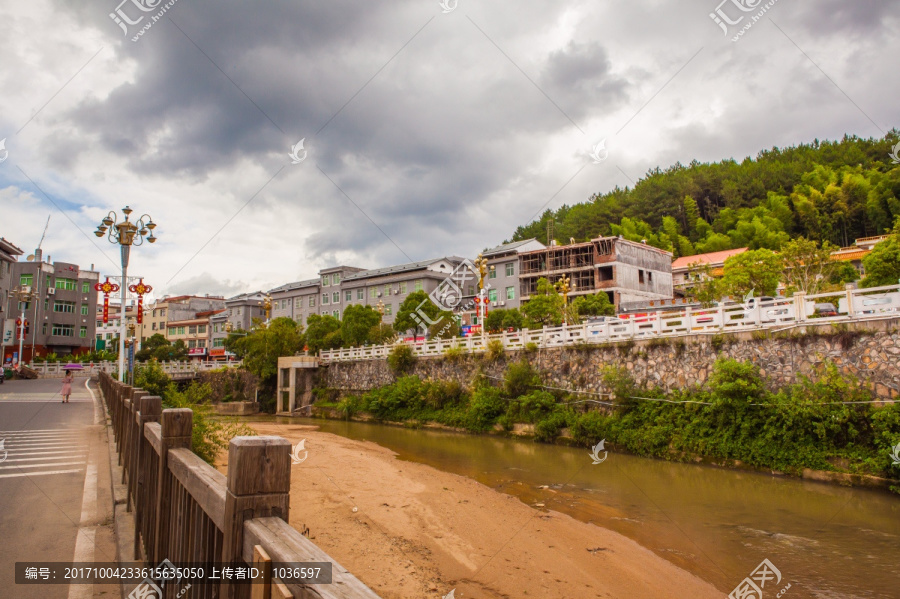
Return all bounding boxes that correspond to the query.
[128,279,153,324]
[94,277,120,323]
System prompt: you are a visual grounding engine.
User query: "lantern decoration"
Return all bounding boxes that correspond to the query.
[128,279,153,324]
[94,277,120,324]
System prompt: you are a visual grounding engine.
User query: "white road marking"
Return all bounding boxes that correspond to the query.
[67,529,96,599]
[84,378,104,425]
[0,429,83,434]
[0,461,86,470]
[2,455,90,463]
[0,468,83,479]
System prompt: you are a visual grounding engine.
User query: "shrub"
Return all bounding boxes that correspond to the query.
[485,339,505,362]
[524,342,539,353]
[570,410,610,446]
[134,360,170,398]
[443,345,465,363]
[466,386,506,432]
[424,379,463,409]
[503,359,541,398]
[507,390,558,424]
[387,344,416,375]
[337,395,363,419]
[162,382,255,464]
[534,411,570,442]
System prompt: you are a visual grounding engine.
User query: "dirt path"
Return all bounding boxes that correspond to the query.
[224,423,724,599]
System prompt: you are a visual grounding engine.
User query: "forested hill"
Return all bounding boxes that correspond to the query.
[509,131,900,257]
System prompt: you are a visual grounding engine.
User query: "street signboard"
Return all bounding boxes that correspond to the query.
[2,319,15,344]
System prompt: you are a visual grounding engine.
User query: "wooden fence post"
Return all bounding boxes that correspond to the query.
[133,395,161,560]
[222,437,291,598]
[154,408,192,564]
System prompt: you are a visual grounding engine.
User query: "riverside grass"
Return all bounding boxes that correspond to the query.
[329,358,900,486]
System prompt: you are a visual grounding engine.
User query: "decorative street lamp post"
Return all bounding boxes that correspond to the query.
[94,206,157,382]
[555,275,573,326]
[473,255,493,345]
[376,299,385,318]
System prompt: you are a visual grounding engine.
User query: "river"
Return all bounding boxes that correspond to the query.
[251,416,900,598]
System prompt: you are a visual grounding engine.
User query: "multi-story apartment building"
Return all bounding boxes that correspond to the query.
[0,237,24,358]
[269,278,321,327]
[166,309,222,360]
[518,236,673,309]
[671,247,748,295]
[5,253,100,363]
[224,292,269,331]
[479,239,546,310]
[143,295,225,344]
[317,266,367,320]
[340,257,465,325]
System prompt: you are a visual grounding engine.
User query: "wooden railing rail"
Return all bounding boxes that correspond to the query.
[98,371,380,598]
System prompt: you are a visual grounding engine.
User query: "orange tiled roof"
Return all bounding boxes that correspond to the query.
[672,247,749,270]
[831,249,870,262]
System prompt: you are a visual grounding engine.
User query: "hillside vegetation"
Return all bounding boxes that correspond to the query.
[510,131,900,257]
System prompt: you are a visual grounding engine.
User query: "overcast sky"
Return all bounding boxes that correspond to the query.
[1,0,897,301]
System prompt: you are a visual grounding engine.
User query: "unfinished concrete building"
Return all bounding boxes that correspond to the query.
[518,236,673,309]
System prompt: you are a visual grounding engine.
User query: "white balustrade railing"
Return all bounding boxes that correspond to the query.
[319,285,900,363]
[29,360,243,377]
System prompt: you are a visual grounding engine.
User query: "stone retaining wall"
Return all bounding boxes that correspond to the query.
[322,318,900,400]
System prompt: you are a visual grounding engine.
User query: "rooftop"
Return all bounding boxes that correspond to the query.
[268,278,320,293]
[672,247,749,270]
[343,256,465,282]
[482,238,543,257]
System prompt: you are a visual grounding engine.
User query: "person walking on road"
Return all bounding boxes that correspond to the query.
[61,370,73,403]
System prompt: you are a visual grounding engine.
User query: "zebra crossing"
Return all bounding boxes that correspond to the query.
[0,429,89,479]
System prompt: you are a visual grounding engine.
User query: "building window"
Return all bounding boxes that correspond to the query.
[176,326,184,335]
[160,309,166,317]
[468,286,475,296]
[332,291,340,303]
[414,280,423,292]
[322,294,330,305]
[82,282,89,293]
[198,339,206,348]
[357,289,364,300]
[198,325,206,334]
[400,282,407,294]
[44,298,49,310]
[189,325,197,334]
[17,300,30,312]
[188,340,197,349]
[370,288,377,299]
[345,290,352,302]
[506,263,515,277]
[332,273,341,285]
[506,286,515,300]
[19,274,33,286]
[488,288,498,302]
[81,304,89,315]
[309,296,316,307]
[322,275,330,286]
[489,268,497,279]
[106,333,112,340]
[648,271,653,283]
[213,338,224,348]
[333,309,340,319]
[96,320,103,328]
[385,304,392,315]
[54,301,76,313]
[79,326,87,338]
[42,322,48,335]
[55,278,76,290]
[51,324,74,337]
[384,284,391,296]
[638,270,645,284]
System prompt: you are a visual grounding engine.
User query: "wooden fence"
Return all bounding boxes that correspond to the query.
[99,371,380,599]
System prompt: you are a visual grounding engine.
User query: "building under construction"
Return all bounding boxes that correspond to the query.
[518,236,673,309]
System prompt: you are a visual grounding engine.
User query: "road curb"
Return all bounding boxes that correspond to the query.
[92,378,136,599]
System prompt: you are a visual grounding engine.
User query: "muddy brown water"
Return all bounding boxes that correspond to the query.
[250,416,900,598]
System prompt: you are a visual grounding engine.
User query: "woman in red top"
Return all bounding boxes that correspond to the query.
[61,370,73,403]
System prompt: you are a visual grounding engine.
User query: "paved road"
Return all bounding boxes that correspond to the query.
[0,376,117,598]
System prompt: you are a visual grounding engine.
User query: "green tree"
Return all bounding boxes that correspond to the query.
[369,323,397,345]
[304,314,342,354]
[340,304,382,347]
[485,308,525,333]
[394,291,441,341]
[229,317,303,382]
[571,293,615,319]
[684,262,723,307]
[521,278,564,328]
[861,218,900,287]
[721,249,783,297]
[780,237,838,295]
[135,333,170,362]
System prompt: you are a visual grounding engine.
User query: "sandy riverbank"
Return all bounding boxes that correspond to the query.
[224,422,723,599]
